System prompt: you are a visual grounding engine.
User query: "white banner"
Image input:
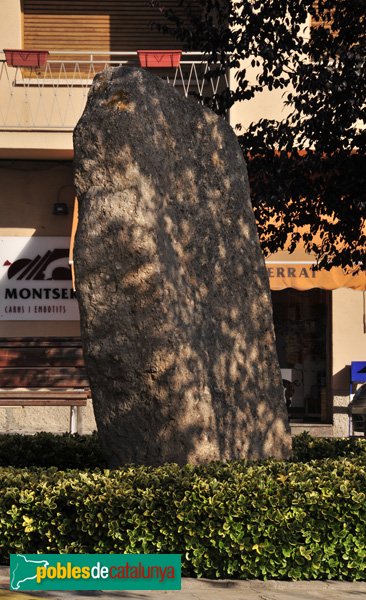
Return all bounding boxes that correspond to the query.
[0,237,80,321]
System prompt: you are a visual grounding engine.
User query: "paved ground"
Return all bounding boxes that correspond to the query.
[1,567,366,600]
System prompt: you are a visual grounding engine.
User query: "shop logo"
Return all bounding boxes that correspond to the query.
[4,249,71,281]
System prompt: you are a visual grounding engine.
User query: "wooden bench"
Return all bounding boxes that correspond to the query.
[0,337,90,433]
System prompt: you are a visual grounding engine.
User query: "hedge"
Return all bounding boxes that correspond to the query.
[1,458,366,580]
[0,432,107,469]
[1,431,366,468]
[292,432,366,462]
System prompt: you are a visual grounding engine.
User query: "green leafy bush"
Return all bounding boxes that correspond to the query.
[0,432,107,469]
[1,431,366,469]
[0,458,366,580]
[292,432,366,462]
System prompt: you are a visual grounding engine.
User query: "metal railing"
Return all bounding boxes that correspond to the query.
[0,50,229,131]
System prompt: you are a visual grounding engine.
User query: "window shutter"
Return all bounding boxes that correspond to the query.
[23,0,193,52]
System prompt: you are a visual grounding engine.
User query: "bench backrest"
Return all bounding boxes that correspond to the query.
[0,337,89,388]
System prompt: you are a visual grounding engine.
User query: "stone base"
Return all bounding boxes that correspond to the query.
[290,423,334,438]
[0,400,97,435]
[332,394,350,437]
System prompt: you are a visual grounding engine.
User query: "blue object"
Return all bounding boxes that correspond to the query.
[351,362,366,384]
[349,362,366,436]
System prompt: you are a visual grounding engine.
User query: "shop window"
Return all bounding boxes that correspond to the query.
[271,288,331,423]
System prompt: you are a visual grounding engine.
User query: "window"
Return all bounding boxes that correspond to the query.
[272,288,332,423]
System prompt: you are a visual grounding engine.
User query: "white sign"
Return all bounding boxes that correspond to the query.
[0,237,80,321]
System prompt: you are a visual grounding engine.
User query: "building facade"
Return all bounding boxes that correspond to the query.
[0,0,365,437]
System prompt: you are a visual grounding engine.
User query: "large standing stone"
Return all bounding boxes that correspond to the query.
[73,66,292,466]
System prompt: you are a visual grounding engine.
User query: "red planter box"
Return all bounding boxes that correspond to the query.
[138,50,182,68]
[3,49,49,68]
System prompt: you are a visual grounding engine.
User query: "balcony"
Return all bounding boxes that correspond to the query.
[0,51,229,132]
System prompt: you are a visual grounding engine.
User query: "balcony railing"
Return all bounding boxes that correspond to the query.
[0,50,229,131]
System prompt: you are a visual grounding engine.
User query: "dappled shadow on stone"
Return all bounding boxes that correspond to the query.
[74,66,291,467]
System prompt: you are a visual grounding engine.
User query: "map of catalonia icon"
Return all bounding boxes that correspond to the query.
[10,555,49,590]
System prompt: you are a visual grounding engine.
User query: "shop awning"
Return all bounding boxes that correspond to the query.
[266,246,366,291]
[69,199,78,291]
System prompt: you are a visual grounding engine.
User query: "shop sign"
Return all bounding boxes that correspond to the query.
[0,237,79,321]
[266,264,317,280]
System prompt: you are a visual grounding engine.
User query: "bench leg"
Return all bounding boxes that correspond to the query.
[70,405,78,434]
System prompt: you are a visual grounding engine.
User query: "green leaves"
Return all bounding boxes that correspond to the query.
[292,432,366,462]
[0,432,107,469]
[0,433,365,578]
[0,449,365,579]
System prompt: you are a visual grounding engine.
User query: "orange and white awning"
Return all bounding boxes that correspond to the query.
[266,246,366,291]
[69,199,78,290]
